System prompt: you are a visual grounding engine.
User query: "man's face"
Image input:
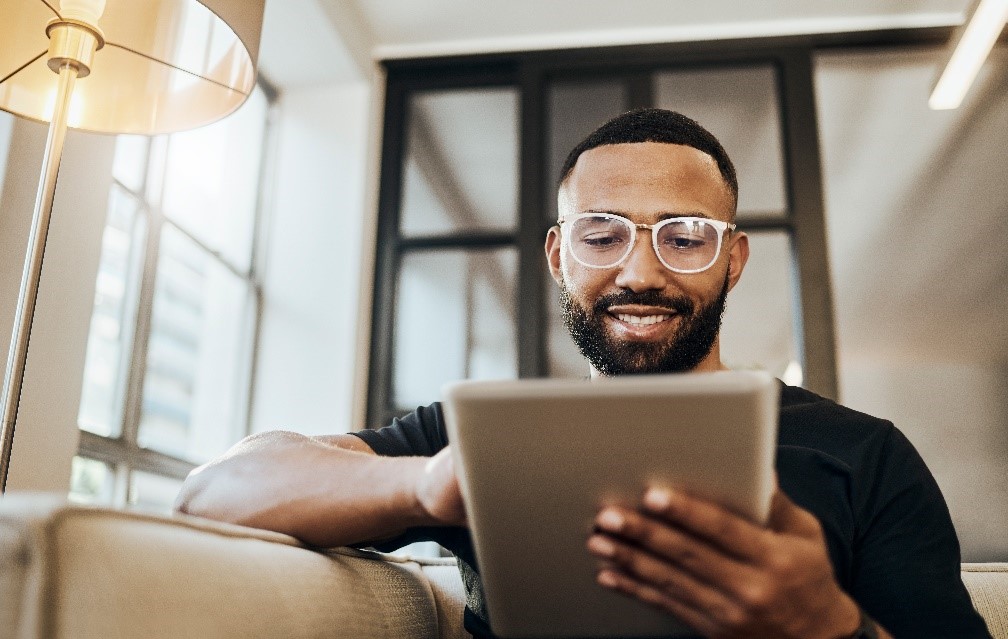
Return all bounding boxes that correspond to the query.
[545,142,749,376]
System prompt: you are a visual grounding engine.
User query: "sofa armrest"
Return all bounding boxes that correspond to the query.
[962,562,1008,639]
[0,494,469,639]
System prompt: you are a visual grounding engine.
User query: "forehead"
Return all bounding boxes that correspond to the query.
[559,142,734,223]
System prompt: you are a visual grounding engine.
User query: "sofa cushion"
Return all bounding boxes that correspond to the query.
[0,495,466,639]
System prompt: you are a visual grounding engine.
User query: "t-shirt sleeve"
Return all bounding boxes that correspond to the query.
[851,425,992,638]
[347,402,455,553]
[349,402,449,457]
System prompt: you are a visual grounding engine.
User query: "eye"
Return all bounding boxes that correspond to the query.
[581,232,625,248]
[658,220,714,251]
[661,234,707,250]
[572,217,631,251]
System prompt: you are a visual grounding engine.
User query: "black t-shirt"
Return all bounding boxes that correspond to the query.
[352,382,991,639]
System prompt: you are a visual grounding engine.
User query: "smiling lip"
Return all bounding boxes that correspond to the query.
[606,305,678,330]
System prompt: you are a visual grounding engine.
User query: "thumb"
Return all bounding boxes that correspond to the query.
[419,448,467,526]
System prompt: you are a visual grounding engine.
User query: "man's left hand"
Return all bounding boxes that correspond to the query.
[586,487,862,639]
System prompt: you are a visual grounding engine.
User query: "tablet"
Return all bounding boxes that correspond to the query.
[441,370,779,639]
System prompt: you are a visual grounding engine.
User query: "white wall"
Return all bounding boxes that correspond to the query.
[249,80,374,436]
[839,359,1007,562]
[819,47,1008,562]
[0,120,112,492]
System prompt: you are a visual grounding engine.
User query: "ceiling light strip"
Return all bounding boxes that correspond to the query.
[929,0,1008,110]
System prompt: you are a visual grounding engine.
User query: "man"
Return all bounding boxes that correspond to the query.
[175,109,990,639]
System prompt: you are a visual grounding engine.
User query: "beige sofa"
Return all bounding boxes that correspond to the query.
[1,495,1005,639]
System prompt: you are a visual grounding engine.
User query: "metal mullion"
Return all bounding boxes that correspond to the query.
[98,194,151,445]
[384,62,517,91]
[112,177,144,202]
[398,232,515,251]
[778,49,838,400]
[626,71,654,110]
[118,134,171,450]
[384,27,963,76]
[234,85,277,440]
[77,429,128,468]
[123,445,196,481]
[78,431,195,481]
[735,216,794,232]
[517,62,548,378]
[118,214,162,449]
[367,77,408,427]
[462,266,475,379]
[158,215,252,282]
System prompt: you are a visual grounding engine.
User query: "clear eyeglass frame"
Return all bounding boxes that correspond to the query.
[558,212,737,274]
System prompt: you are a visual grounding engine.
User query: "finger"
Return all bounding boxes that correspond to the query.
[640,488,770,560]
[587,530,760,601]
[596,568,728,639]
[593,507,761,586]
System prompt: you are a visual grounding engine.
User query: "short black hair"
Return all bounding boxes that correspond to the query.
[558,108,738,208]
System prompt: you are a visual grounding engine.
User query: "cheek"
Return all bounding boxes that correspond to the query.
[561,259,611,302]
[687,268,730,300]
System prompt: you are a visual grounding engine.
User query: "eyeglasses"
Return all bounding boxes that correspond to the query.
[558,212,736,274]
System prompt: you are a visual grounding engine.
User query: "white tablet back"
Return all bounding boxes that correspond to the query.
[442,371,779,639]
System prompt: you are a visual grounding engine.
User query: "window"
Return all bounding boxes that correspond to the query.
[369,46,836,428]
[71,83,275,513]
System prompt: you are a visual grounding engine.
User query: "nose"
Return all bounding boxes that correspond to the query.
[613,230,670,292]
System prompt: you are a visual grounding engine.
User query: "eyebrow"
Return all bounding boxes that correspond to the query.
[582,209,714,221]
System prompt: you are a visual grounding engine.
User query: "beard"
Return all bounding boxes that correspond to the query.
[560,273,730,376]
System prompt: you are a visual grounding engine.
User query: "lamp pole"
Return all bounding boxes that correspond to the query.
[0,16,101,493]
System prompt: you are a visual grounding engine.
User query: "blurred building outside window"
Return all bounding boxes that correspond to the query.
[70,83,274,513]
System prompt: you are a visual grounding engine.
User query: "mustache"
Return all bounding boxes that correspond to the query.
[591,290,694,316]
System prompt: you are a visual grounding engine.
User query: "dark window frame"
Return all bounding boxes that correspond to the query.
[367,27,959,429]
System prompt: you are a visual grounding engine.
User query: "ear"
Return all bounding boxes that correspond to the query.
[726,231,749,291]
[545,226,563,285]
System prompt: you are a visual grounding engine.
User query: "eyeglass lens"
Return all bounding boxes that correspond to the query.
[568,216,722,272]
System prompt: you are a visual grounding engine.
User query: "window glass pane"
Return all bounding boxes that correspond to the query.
[400,88,519,236]
[720,231,800,380]
[129,471,184,514]
[68,456,115,506]
[393,249,518,407]
[160,86,267,272]
[653,65,788,219]
[78,186,146,437]
[137,224,254,463]
[112,135,149,193]
[547,79,629,220]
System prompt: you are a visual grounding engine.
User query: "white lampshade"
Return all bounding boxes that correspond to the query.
[0,0,265,134]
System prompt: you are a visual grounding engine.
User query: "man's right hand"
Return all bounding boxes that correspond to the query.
[174,431,465,548]
[415,447,467,527]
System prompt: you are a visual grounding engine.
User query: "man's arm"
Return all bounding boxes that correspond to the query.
[173,431,464,548]
[587,487,893,639]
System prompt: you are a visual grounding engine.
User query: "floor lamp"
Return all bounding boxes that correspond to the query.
[0,0,264,493]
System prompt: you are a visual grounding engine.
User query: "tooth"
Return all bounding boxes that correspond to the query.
[616,314,671,326]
